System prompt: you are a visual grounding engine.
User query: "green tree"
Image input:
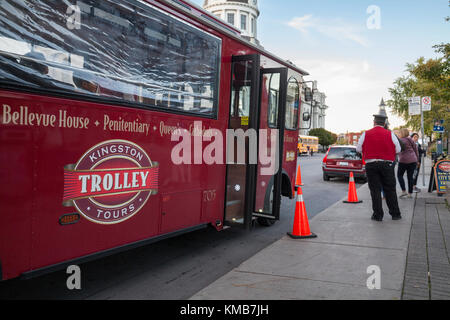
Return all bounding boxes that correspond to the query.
[309,128,336,149]
[337,137,349,145]
[331,133,338,144]
[387,43,449,140]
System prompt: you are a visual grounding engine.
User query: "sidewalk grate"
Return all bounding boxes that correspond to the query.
[402,196,450,300]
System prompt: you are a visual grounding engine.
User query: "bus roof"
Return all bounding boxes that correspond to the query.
[158,0,310,76]
[173,0,242,35]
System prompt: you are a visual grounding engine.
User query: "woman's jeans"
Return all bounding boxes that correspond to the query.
[397,162,417,194]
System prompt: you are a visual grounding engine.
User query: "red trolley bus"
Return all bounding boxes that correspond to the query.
[0,0,310,280]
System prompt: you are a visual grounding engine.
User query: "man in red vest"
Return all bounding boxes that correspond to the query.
[356,113,402,221]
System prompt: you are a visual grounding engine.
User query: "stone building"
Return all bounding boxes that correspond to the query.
[203,1,329,135]
[299,81,328,136]
[203,0,260,45]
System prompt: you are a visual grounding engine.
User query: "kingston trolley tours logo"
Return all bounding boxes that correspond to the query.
[63,140,159,224]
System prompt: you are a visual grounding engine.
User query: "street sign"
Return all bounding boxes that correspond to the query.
[434,120,445,132]
[408,96,433,187]
[422,96,432,111]
[408,96,421,115]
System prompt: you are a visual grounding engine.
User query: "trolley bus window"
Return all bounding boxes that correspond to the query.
[0,0,221,117]
[237,86,251,117]
[231,61,252,118]
[267,73,280,128]
[285,77,299,130]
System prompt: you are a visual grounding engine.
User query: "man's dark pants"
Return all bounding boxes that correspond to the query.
[365,161,401,219]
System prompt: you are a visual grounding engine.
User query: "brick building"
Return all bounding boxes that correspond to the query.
[338,132,364,146]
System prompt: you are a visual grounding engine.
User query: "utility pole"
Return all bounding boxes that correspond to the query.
[420,100,425,187]
[410,96,430,188]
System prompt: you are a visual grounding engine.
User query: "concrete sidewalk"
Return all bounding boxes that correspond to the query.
[191,158,450,300]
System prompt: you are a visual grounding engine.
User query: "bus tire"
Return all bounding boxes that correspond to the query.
[258,171,290,227]
[257,217,276,227]
[258,179,276,227]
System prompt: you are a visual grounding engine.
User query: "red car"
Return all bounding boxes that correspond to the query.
[322,146,367,182]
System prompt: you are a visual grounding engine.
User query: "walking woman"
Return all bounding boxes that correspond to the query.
[411,133,425,193]
[397,128,419,199]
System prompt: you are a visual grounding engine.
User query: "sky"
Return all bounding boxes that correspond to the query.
[191,0,449,134]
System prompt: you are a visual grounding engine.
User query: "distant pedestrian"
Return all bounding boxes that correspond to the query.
[397,129,419,199]
[411,133,424,193]
[393,130,406,154]
[356,113,402,221]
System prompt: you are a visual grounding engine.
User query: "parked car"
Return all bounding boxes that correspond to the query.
[322,145,366,182]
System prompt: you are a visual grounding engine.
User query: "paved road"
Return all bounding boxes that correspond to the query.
[298,154,360,220]
[0,154,359,300]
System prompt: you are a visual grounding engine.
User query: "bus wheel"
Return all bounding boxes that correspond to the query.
[257,217,276,227]
[259,181,276,227]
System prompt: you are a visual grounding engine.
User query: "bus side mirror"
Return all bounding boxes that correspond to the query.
[299,111,312,130]
[304,87,313,102]
[303,112,310,122]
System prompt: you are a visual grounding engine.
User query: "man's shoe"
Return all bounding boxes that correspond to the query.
[413,187,421,193]
[371,215,383,222]
[392,216,402,221]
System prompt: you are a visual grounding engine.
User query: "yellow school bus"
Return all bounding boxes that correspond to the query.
[298,135,319,155]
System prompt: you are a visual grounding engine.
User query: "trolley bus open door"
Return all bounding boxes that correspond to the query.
[225,54,287,228]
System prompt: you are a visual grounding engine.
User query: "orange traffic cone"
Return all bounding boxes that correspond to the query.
[287,187,317,239]
[295,164,304,187]
[343,172,363,204]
